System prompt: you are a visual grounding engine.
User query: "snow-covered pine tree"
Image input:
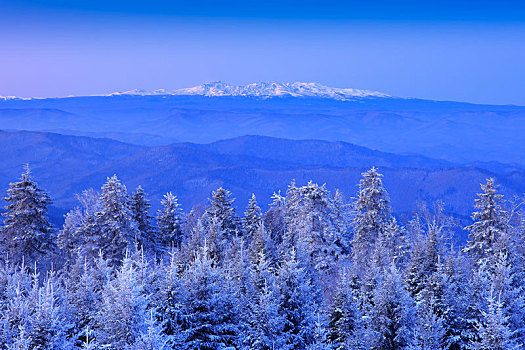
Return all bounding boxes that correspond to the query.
[154,251,186,339]
[0,262,33,348]
[249,223,271,268]
[405,235,427,300]
[204,187,240,239]
[308,313,330,350]
[441,253,480,350]
[95,175,138,266]
[297,181,344,274]
[405,214,444,303]
[473,288,520,350]
[464,178,509,268]
[477,251,525,347]
[79,327,97,350]
[328,189,351,256]
[276,248,318,349]
[282,180,302,250]
[95,255,149,349]
[280,181,348,292]
[372,218,408,270]
[133,309,173,350]
[156,192,184,251]
[243,255,287,350]
[350,167,391,275]
[369,263,415,350]
[27,270,71,349]
[264,191,286,249]
[130,186,156,252]
[60,188,102,263]
[58,207,83,271]
[326,270,363,350]
[1,166,54,264]
[412,293,446,350]
[243,194,263,247]
[63,256,103,347]
[176,244,239,350]
[412,261,447,350]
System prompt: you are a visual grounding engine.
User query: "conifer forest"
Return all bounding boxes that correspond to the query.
[1,165,524,350]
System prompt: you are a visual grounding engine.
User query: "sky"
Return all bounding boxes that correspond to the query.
[1,0,525,105]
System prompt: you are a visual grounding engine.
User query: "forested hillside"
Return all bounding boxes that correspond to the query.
[1,131,524,231]
[0,166,523,349]
[2,92,524,165]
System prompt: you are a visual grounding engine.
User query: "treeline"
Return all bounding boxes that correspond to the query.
[0,166,524,349]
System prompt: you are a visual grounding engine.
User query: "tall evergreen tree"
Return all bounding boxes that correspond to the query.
[473,289,520,350]
[95,175,137,265]
[327,270,364,350]
[464,178,509,268]
[27,271,71,349]
[176,245,239,350]
[57,207,83,270]
[441,253,480,350]
[204,187,239,238]
[264,191,286,248]
[369,263,415,350]
[276,249,318,349]
[61,188,102,263]
[130,186,156,250]
[95,256,150,349]
[243,252,287,350]
[1,166,54,263]
[243,193,263,246]
[351,167,391,275]
[156,192,184,250]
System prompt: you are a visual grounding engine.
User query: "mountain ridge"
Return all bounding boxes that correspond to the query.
[0,130,523,234]
[3,82,391,101]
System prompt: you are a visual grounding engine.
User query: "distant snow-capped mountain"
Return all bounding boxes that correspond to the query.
[0,96,31,101]
[110,82,391,100]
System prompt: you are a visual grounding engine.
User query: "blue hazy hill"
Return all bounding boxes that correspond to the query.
[1,91,524,167]
[0,130,523,237]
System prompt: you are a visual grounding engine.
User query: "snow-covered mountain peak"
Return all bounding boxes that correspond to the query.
[108,89,171,97]
[1,82,390,101]
[172,81,391,100]
[0,96,32,101]
[107,82,390,100]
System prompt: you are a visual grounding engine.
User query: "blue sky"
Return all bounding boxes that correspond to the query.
[1,0,525,104]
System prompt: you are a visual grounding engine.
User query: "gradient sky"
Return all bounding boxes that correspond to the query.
[1,1,525,104]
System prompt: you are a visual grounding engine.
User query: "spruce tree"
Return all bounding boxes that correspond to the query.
[156,192,184,250]
[205,187,239,237]
[96,175,137,265]
[276,249,318,349]
[369,263,415,350]
[464,178,509,268]
[441,253,480,350]
[264,191,286,248]
[57,207,83,270]
[176,244,239,350]
[27,271,71,349]
[130,186,156,250]
[243,194,263,246]
[327,270,363,350]
[243,258,287,350]
[133,309,173,350]
[95,256,149,349]
[473,289,520,350]
[1,166,53,263]
[351,167,391,275]
[63,256,102,347]
[61,188,102,263]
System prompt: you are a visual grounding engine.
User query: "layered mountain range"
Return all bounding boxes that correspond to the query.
[0,82,524,236]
